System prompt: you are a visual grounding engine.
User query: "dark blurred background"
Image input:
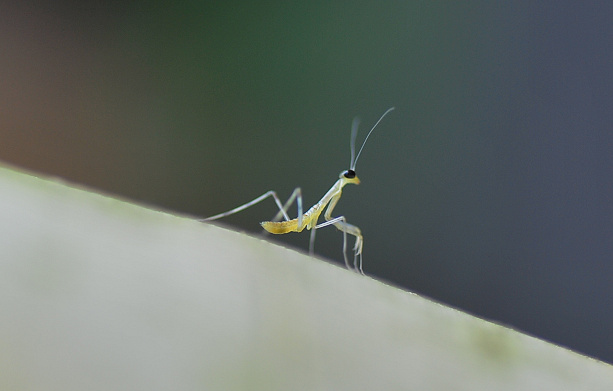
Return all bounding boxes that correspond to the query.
[2,1,612,363]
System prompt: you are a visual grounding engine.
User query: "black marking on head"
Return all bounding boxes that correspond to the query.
[344,170,356,178]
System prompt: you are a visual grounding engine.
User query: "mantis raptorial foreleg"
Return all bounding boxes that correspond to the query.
[314,216,364,274]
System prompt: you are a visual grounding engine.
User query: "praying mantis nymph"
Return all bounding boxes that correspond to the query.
[201,107,395,274]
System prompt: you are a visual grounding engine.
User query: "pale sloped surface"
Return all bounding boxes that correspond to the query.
[0,164,612,391]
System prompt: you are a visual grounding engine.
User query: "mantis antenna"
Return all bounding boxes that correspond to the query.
[350,107,395,171]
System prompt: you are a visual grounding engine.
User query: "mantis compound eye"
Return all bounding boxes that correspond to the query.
[344,170,356,179]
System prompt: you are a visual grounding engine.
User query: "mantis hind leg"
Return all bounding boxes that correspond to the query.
[202,188,305,237]
[201,189,300,223]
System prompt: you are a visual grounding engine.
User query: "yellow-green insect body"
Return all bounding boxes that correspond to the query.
[202,108,393,274]
[261,170,361,234]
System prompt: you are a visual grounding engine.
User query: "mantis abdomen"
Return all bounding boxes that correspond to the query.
[260,219,301,234]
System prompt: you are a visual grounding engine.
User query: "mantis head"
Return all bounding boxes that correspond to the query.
[339,169,360,185]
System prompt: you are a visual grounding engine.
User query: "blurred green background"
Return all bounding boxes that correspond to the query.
[2,1,612,363]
